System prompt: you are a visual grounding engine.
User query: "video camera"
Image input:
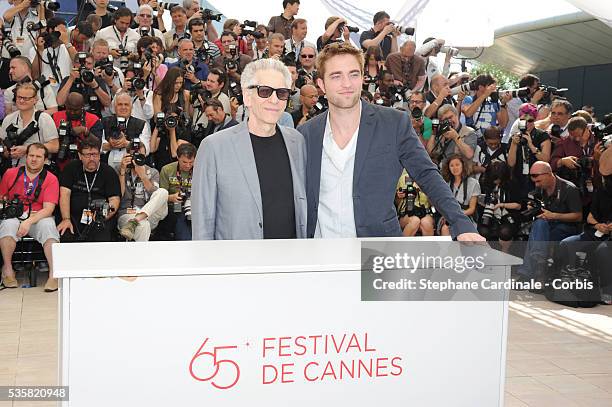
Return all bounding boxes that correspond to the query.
[0,197,25,220]
[490,87,530,102]
[240,20,263,39]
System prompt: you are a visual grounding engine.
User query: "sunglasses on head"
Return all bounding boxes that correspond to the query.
[248,85,291,101]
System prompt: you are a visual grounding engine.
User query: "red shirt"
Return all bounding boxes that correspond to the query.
[0,166,60,212]
[52,111,101,131]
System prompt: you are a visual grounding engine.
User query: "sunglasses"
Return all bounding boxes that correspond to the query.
[248,85,291,101]
[300,54,315,58]
[529,172,549,179]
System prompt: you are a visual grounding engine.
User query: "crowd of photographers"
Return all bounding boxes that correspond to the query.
[0,0,609,299]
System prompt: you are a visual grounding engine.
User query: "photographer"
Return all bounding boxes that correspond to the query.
[285,18,315,63]
[211,31,252,83]
[385,40,427,91]
[424,74,455,119]
[3,0,44,57]
[477,161,521,251]
[5,56,58,116]
[359,11,399,59]
[93,7,141,69]
[409,91,433,145]
[163,5,189,58]
[183,0,219,43]
[135,36,167,92]
[426,104,477,167]
[317,16,350,52]
[217,19,252,57]
[0,143,59,292]
[267,33,286,59]
[57,135,120,243]
[165,38,209,91]
[110,64,154,123]
[395,170,435,237]
[515,161,582,283]
[151,105,183,167]
[91,39,125,95]
[503,74,545,141]
[472,126,507,180]
[253,25,270,60]
[134,4,164,42]
[56,52,112,118]
[52,93,104,170]
[29,18,76,89]
[117,142,169,241]
[535,99,572,142]
[101,92,151,172]
[159,142,196,240]
[189,18,221,64]
[0,83,58,167]
[268,0,300,40]
[202,98,238,135]
[153,66,190,119]
[291,84,318,127]
[462,74,510,135]
[507,103,552,192]
[439,154,480,236]
[66,21,95,53]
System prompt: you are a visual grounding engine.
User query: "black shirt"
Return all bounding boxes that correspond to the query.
[590,185,612,224]
[541,176,582,221]
[60,160,121,221]
[250,128,296,239]
[79,3,113,29]
[360,28,393,59]
[512,128,550,178]
[426,91,455,118]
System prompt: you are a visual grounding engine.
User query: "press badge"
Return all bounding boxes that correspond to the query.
[80,209,93,225]
[586,179,593,193]
[522,162,530,175]
[49,76,57,85]
[15,37,25,46]
[126,207,141,215]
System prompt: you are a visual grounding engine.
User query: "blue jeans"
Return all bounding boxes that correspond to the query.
[517,219,578,279]
[175,212,192,241]
[559,232,612,295]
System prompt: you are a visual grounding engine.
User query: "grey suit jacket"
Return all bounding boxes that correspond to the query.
[192,121,307,240]
[298,100,477,239]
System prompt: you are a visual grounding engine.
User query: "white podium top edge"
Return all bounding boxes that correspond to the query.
[52,237,521,278]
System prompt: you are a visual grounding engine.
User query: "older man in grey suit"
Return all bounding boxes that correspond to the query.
[192,59,307,240]
[298,42,484,241]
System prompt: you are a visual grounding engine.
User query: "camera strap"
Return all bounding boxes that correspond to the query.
[46,48,63,83]
[449,178,469,207]
[7,166,48,207]
[113,27,128,50]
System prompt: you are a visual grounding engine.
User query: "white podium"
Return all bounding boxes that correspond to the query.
[54,238,520,407]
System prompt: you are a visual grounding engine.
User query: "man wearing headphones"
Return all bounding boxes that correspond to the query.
[0,83,59,167]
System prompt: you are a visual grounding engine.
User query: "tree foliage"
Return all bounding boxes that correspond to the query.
[469,63,520,90]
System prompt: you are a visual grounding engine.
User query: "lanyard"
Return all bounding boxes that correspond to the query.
[84,165,100,205]
[23,172,40,198]
[113,26,128,50]
[46,47,63,80]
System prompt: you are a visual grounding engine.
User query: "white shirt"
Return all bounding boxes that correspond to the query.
[0,110,59,166]
[94,26,140,67]
[315,106,361,238]
[28,44,73,90]
[7,9,39,58]
[4,83,58,114]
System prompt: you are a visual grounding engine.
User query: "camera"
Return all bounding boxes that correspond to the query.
[493,87,530,101]
[521,191,545,220]
[437,118,452,136]
[41,30,61,49]
[155,112,178,130]
[228,81,243,105]
[110,117,127,139]
[30,0,60,11]
[411,107,423,120]
[225,59,238,72]
[338,23,359,33]
[431,118,439,134]
[195,44,210,63]
[130,63,146,91]
[4,123,38,150]
[311,95,329,116]
[179,58,196,75]
[190,82,212,106]
[398,182,417,215]
[32,75,50,91]
[539,85,568,105]
[158,2,179,10]
[84,199,114,235]
[388,23,414,36]
[129,138,146,167]
[202,8,222,22]
[26,20,47,32]
[180,191,192,221]
[2,36,21,58]
[176,32,192,41]
[440,46,459,56]
[481,192,498,227]
[76,52,95,84]
[591,122,612,149]
[139,27,151,37]
[386,84,410,104]
[57,120,77,161]
[0,197,25,220]
[95,57,115,77]
[241,20,263,39]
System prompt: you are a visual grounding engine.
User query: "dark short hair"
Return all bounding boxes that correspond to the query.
[221,31,238,41]
[567,116,587,132]
[26,143,49,159]
[188,18,205,30]
[373,11,390,25]
[551,99,573,114]
[204,98,224,110]
[177,143,197,158]
[291,18,306,30]
[79,136,102,152]
[283,0,300,9]
[208,68,227,87]
[473,73,496,88]
[170,5,187,15]
[47,17,67,30]
[113,7,134,22]
[76,21,94,38]
[518,74,540,88]
[484,126,502,140]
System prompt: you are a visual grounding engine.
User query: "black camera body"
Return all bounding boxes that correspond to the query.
[30,0,60,11]
[95,57,115,77]
[129,137,146,167]
[437,118,452,136]
[521,191,545,221]
[241,20,263,39]
[4,123,38,150]
[539,85,567,105]
[57,120,78,161]
[228,81,243,105]
[202,8,222,22]
[110,117,127,140]
[386,84,410,104]
[0,197,25,220]
[190,82,212,106]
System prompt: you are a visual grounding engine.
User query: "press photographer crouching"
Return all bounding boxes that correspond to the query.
[426,104,477,168]
[56,52,112,119]
[57,136,120,243]
[438,154,480,236]
[477,161,521,252]
[117,141,168,241]
[52,93,104,171]
[395,170,435,237]
[159,143,196,240]
[0,83,59,168]
[101,92,151,173]
[515,161,582,284]
[472,126,507,181]
[0,143,60,292]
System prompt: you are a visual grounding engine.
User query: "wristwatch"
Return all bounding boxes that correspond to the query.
[65,43,73,49]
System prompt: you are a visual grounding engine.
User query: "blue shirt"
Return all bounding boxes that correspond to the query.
[164,59,209,90]
[463,95,500,134]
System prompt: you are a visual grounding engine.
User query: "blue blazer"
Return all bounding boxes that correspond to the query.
[297,101,477,239]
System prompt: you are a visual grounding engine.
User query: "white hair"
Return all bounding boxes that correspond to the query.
[241,59,292,92]
[138,4,154,15]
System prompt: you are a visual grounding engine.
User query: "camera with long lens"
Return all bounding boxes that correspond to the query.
[591,122,612,149]
[31,75,50,91]
[480,192,498,227]
[338,23,359,33]
[157,2,179,10]
[491,87,530,102]
[130,63,146,91]
[451,79,479,95]
[549,124,562,139]
[95,56,115,77]
[176,32,192,41]
[128,138,146,167]
[76,52,95,84]
[240,20,263,39]
[539,85,568,105]
[2,34,21,58]
[411,107,423,120]
[26,20,47,32]
[0,197,25,220]
[389,23,414,36]
[202,8,222,22]
[30,0,60,11]
[521,191,545,221]
[437,118,452,136]
[195,44,210,63]
[386,84,410,104]
[56,120,77,161]
[180,191,192,221]
[398,182,418,216]
[116,47,130,72]
[155,112,178,131]
[84,199,115,235]
[295,69,310,90]
[440,46,459,56]
[228,81,243,105]
[4,122,38,150]
[189,82,212,106]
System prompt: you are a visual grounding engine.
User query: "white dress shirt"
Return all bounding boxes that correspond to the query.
[94,26,140,68]
[315,106,361,238]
